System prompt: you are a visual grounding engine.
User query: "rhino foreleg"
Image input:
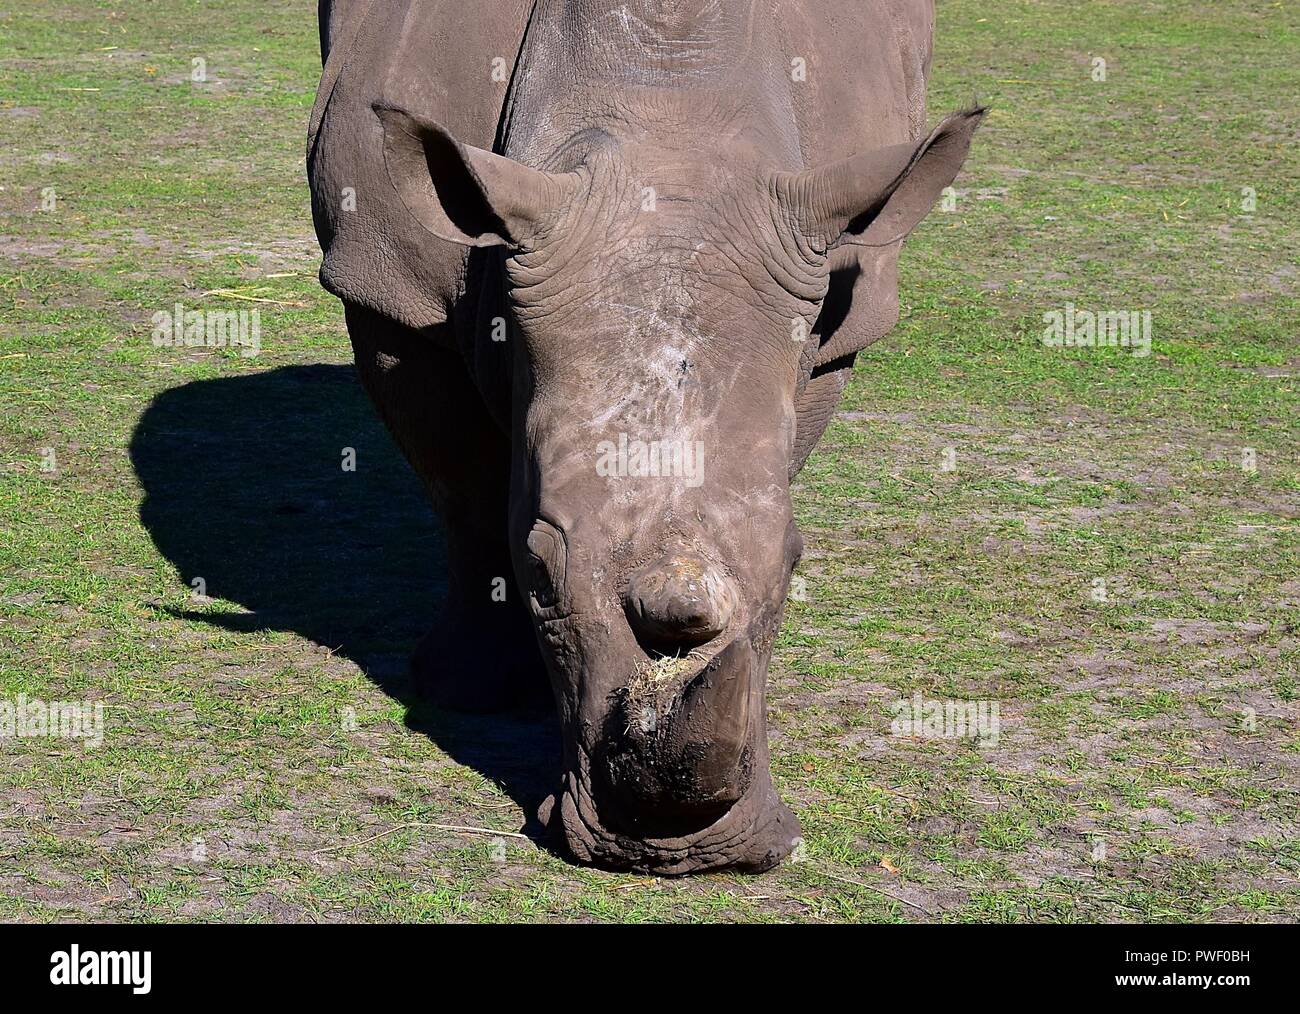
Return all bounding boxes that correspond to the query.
[343,303,547,712]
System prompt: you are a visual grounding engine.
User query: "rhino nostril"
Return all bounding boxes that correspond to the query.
[624,553,737,651]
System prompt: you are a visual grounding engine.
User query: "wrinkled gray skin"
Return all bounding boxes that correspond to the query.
[309,0,981,874]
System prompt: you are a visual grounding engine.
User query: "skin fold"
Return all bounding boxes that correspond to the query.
[309,0,981,874]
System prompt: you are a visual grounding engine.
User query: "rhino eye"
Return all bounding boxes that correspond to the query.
[526,522,567,609]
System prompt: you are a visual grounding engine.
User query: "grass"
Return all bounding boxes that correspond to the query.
[0,0,1296,922]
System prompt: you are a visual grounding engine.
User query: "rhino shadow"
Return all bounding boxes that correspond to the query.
[129,364,559,837]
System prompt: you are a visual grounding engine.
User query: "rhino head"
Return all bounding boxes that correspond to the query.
[374,102,981,873]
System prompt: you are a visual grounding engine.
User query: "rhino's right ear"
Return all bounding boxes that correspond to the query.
[374,103,578,250]
[776,107,985,252]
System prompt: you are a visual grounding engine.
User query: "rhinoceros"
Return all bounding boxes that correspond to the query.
[308,0,981,874]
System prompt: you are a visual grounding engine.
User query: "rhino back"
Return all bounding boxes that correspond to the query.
[500,0,932,170]
[784,0,933,161]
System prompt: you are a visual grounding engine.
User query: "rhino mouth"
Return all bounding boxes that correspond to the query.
[537,605,801,874]
[596,636,756,834]
[541,761,801,875]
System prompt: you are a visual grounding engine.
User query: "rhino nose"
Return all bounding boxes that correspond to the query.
[625,553,737,651]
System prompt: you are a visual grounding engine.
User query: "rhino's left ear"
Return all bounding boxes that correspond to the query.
[374,103,579,250]
[777,107,985,251]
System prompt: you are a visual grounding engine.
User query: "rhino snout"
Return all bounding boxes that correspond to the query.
[623,552,737,653]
